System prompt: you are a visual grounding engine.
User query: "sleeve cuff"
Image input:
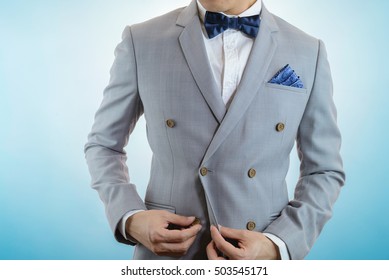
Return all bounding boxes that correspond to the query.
[263,233,290,260]
[119,210,145,243]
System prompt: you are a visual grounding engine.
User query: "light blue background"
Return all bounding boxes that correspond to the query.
[1,0,388,259]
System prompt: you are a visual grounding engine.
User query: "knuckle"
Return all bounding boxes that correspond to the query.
[241,230,248,238]
[179,244,189,255]
[183,241,192,250]
[149,232,157,243]
[153,245,165,256]
[150,244,159,254]
[237,250,248,260]
[174,231,186,242]
[181,249,189,255]
[155,250,164,256]
[149,230,163,243]
[180,231,190,240]
[237,252,246,259]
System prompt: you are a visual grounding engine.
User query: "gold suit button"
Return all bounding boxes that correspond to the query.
[248,168,256,178]
[276,122,285,132]
[246,221,256,231]
[200,167,208,176]
[166,119,175,128]
[191,217,201,226]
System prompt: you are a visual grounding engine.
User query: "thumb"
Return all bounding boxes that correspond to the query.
[165,212,196,227]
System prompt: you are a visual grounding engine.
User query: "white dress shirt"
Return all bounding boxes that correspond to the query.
[197,0,260,107]
[120,0,290,260]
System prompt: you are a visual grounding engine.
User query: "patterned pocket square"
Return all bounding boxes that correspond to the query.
[269,64,304,88]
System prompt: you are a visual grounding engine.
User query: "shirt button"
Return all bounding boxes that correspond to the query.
[248,168,256,178]
[200,167,208,176]
[246,221,256,231]
[166,119,175,128]
[276,122,285,132]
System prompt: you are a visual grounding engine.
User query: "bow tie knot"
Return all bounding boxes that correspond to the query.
[204,11,260,39]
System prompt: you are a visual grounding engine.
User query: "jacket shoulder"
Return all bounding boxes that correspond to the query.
[271,13,319,46]
[129,7,186,38]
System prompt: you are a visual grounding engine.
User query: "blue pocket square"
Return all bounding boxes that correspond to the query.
[269,64,304,88]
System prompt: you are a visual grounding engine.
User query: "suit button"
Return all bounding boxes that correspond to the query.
[166,119,175,128]
[248,168,256,178]
[276,122,285,132]
[191,217,201,226]
[200,167,208,176]
[246,221,256,231]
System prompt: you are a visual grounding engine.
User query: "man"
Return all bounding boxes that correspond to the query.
[85,0,345,260]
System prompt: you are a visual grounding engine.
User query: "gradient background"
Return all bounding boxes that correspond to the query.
[1,0,388,260]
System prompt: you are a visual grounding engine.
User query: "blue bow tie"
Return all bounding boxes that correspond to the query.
[204,11,260,39]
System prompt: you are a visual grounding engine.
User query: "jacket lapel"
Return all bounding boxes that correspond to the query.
[201,5,279,164]
[177,1,226,124]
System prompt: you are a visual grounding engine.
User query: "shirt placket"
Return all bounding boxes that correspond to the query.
[222,30,239,105]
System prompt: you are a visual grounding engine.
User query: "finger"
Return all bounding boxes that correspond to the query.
[160,224,202,243]
[219,225,245,241]
[156,234,198,256]
[206,241,226,260]
[165,212,197,227]
[210,225,240,258]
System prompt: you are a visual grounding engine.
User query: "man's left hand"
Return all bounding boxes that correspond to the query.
[206,225,281,260]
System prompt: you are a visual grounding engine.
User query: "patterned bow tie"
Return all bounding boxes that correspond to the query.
[204,11,260,39]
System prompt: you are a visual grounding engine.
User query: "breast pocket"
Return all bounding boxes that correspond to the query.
[265,82,308,95]
[145,201,183,230]
[145,201,176,213]
[259,83,310,148]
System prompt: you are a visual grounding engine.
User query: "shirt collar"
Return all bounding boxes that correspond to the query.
[196,0,262,23]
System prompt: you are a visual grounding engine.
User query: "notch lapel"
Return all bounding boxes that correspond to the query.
[177,1,226,124]
[201,5,279,164]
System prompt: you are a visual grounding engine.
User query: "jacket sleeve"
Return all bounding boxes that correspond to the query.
[84,26,147,245]
[264,40,346,259]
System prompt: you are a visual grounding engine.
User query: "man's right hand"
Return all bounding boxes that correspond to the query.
[125,210,202,257]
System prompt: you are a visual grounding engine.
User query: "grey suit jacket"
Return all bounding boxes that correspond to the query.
[85,0,345,260]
